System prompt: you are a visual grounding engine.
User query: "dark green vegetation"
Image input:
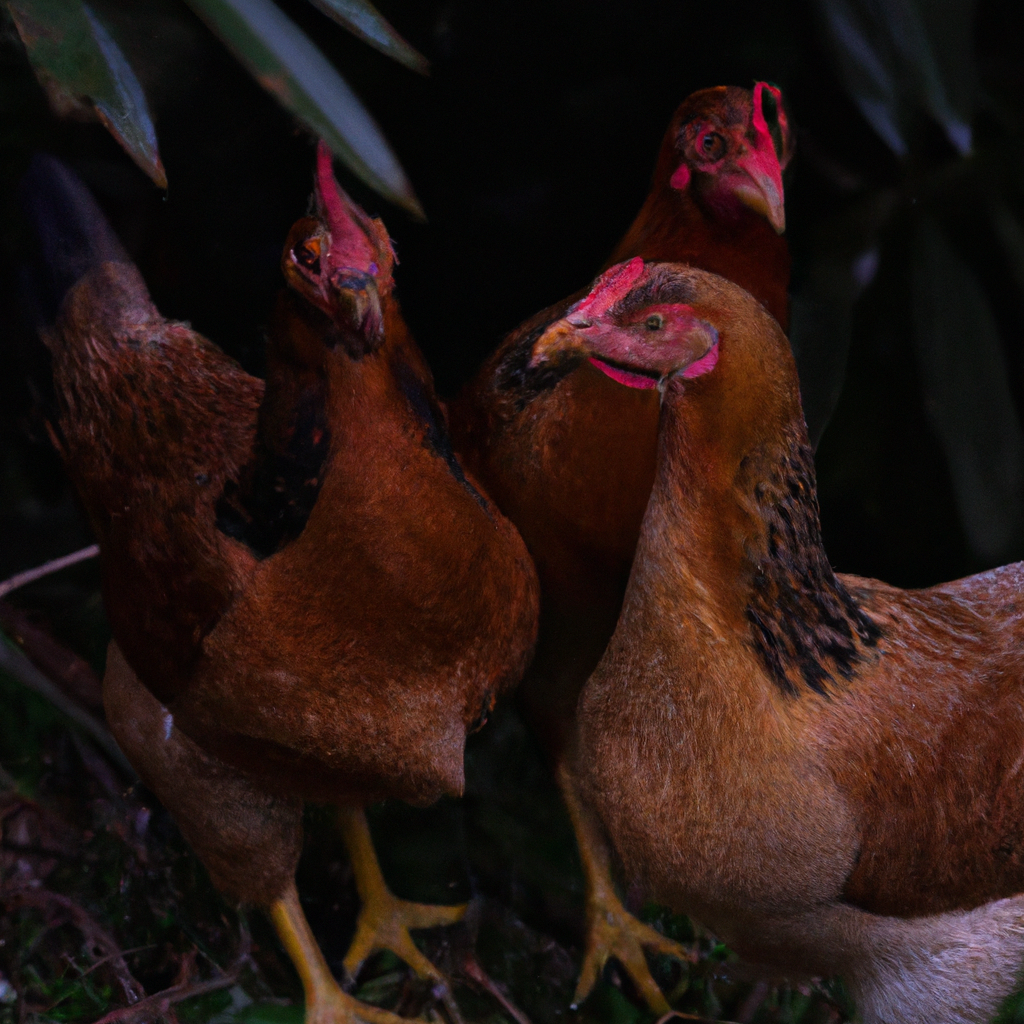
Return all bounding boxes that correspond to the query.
[2,0,1024,1022]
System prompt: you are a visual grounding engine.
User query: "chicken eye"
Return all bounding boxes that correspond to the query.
[697,130,726,161]
[645,314,663,331]
[293,238,321,274]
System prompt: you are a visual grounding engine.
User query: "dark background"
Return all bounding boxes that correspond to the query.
[2,1,1024,1022]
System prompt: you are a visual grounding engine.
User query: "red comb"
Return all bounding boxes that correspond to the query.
[315,141,378,275]
[767,84,788,140]
[752,82,787,158]
[745,84,786,219]
[574,258,645,319]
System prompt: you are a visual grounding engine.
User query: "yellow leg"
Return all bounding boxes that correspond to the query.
[338,806,466,984]
[270,882,412,1024]
[558,763,696,1014]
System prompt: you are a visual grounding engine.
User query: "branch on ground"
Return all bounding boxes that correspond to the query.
[89,934,252,1024]
[0,601,104,714]
[0,626,134,781]
[0,878,147,1006]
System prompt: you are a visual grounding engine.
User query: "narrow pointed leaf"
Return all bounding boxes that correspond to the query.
[790,189,898,448]
[5,0,165,187]
[812,0,973,157]
[812,0,908,157]
[912,215,1024,560]
[6,0,109,102]
[83,5,166,188]
[306,0,429,75]
[915,0,976,154]
[183,0,423,218]
[875,0,972,154]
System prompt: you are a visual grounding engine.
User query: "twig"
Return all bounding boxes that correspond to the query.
[72,945,158,979]
[89,947,247,1024]
[0,545,100,601]
[458,951,532,1024]
[89,972,240,1024]
[0,632,135,781]
[1,880,147,1006]
[0,600,104,713]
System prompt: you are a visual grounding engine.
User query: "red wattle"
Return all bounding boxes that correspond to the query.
[681,342,719,379]
[670,164,691,190]
[588,357,658,390]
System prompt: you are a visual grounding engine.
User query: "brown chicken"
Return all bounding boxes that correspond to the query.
[608,82,792,325]
[27,148,538,1024]
[451,84,793,1010]
[530,258,1024,1024]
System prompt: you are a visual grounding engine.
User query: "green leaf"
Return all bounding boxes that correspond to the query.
[305,0,429,75]
[183,0,423,218]
[5,0,166,187]
[812,0,973,157]
[83,5,166,188]
[912,215,1024,560]
[790,190,898,448]
[812,0,908,156]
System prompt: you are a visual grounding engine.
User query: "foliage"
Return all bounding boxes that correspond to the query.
[796,0,1024,570]
[1,0,1024,1021]
[2,0,424,213]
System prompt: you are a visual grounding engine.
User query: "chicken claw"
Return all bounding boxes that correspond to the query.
[338,807,467,985]
[271,883,413,1024]
[560,767,695,1014]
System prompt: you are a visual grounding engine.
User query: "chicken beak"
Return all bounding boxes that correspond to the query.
[733,83,787,234]
[331,270,384,348]
[530,258,648,368]
[529,318,591,367]
[732,150,785,233]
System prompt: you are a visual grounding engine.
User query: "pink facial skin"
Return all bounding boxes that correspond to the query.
[680,342,719,378]
[588,342,719,389]
[669,163,691,190]
[584,300,721,389]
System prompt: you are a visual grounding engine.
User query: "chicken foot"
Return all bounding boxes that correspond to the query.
[558,764,696,1014]
[271,883,413,1024]
[337,806,467,985]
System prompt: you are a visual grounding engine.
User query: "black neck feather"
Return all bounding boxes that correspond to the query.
[740,430,881,696]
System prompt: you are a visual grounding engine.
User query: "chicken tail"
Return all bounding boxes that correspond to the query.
[19,154,130,333]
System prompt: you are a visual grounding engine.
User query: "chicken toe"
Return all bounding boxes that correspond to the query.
[561,767,695,1014]
[271,883,417,1024]
[338,807,466,986]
